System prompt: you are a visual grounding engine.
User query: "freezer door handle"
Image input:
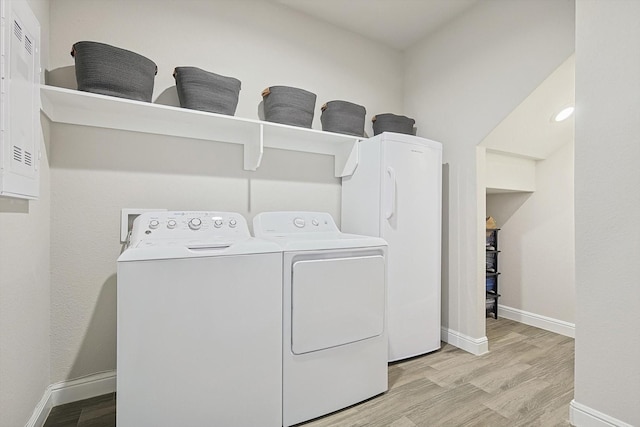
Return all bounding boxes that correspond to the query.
[385,166,396,219]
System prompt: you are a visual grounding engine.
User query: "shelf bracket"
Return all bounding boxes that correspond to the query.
[244,123,264,171]
[333,138,360,177]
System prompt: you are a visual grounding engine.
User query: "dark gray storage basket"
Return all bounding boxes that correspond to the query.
[262,86,316,128]
[320,100,366,137]
[372,113,416,136]
[173,67,241,116]
[71,41,157,102]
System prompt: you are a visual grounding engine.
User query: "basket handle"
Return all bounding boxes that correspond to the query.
[261,87,271,97]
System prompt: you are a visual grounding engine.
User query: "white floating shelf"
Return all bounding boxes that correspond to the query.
[40,85,361,177]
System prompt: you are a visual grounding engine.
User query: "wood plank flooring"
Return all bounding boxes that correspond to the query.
[43,393,115,427]
[43,318,574,427]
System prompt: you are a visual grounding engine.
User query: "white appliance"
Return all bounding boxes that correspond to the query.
[342,132,442,362]
[0,0,41,199]
[117,211,282,427]
[253,211,388,427]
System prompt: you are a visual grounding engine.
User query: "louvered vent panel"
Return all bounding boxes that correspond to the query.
[25,35,32,55]
[13,145,23,163]
[14,20,22,41]
[2,1,40,199]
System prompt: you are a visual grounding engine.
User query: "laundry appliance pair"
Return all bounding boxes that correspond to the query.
[116,210,388,427]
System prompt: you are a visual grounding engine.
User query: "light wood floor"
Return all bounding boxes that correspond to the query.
[44,318,574,427]
[301,318,575,427]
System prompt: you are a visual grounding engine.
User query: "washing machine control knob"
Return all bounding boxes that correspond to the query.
[228,219,237,228]
[213,219,224,228]
[149,220,160,229]
[166,219,177,229]
[188,218,202,230]
[312,219,319,226]
[293,217,306,228]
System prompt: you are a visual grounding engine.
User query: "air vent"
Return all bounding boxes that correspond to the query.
[1,0,41,200]
[25,35,32,54]
[13,145,22,163]
[13,20,22,41]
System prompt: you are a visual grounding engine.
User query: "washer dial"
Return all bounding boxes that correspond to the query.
[188,218,202,230]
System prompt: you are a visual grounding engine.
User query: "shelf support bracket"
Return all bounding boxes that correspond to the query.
[334,138,360,177]
[244,123,264,171]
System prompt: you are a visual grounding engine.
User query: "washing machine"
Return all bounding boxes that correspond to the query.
[117,211,282,427]
[253,211,388,427]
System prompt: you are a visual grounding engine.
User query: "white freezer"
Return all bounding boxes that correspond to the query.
[342,132,443,361]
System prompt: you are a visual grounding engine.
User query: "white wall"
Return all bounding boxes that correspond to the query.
[485,151,536,193]
[47,0,403,383]
[0,1,50,426]
[572,1,640,425]
[403,0,575,346]
[487,141,575,326]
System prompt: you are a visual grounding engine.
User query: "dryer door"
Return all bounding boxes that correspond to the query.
[291,254,385,355]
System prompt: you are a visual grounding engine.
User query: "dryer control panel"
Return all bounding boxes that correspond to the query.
[253,211,339,237]
[129,211,250,246]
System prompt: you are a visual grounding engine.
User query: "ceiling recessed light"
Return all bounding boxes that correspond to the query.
[554,106,574,122]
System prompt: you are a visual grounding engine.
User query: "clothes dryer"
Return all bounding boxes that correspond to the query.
[253,211,388,427]
[117,211,282,427]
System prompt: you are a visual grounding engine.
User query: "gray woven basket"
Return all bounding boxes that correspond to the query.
[174,67,241,115]
[262,86,316,128]
[372,113,416,136]
[320,100,366,137]
[71,41,157,102]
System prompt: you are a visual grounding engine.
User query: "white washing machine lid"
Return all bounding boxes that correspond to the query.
[118,211,281,261]
[253,211,387,251]
[118,237,282,262]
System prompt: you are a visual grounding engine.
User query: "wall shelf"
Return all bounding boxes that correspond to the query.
[39,85,361,177]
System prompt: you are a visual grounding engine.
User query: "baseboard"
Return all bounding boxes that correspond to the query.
[570,399,633,427]
[498,305,575,338]
[24,387,52,427]
[441,327,489,355]
[25,370,117,427]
